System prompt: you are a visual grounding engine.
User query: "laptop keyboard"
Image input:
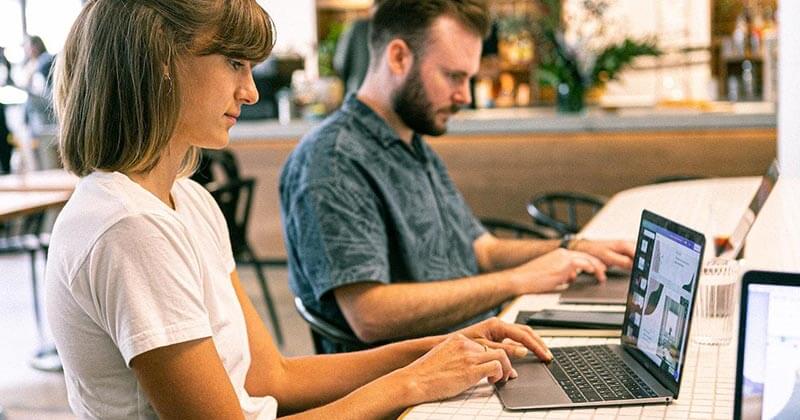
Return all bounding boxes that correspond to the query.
[548,345,660,403]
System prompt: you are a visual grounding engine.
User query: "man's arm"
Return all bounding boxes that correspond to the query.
[473,233,635,274]
[334,248,606,342]
[472,232,561,271]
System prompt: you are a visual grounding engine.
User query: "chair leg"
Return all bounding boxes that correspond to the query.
[311,330,326,354]
[248,255,284,346]
[29,249,45,346]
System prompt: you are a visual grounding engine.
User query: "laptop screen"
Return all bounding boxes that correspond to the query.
[735,271,800,420]
[621,210,705,395]
[717,159,780,259]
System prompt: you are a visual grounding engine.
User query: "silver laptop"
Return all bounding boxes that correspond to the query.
[734,271,800,420]
[497,210,705,410]
[560,159,779,305]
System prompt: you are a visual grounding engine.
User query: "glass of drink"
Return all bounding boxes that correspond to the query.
[692,257,740,345]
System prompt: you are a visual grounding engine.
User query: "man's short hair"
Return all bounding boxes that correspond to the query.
[369,0,490,63]
[55,0,275,177]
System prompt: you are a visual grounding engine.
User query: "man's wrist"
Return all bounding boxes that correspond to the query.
[559,234,583,251]
[559,234,575,250]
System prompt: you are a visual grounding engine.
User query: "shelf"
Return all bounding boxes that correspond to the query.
[316,0,372,10]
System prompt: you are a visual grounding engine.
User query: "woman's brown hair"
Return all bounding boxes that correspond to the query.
[54,0,275,177]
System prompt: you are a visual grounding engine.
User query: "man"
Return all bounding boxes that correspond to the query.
[280,0,634,353]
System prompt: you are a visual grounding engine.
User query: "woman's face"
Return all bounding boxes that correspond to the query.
[173,54,258,150]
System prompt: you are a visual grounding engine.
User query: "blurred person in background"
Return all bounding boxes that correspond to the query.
[333,0,384,95]
[0,46,12,173]
[18,36,56,134]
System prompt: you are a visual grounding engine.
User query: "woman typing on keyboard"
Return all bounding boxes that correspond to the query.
[44,1,551,419]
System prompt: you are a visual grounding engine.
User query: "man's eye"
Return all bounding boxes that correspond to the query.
[229,59,244,70]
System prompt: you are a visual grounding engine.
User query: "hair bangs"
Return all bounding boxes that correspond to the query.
[199,0,275,63]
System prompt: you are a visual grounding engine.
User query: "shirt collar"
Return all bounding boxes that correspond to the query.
[341,94,408,149]
[341,94,430,164]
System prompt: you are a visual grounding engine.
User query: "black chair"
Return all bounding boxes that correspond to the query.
[198,153,284,346]
[479,217,550,239]
[293,297,370,354]
[0,213,51,353]
[527,192,607,237]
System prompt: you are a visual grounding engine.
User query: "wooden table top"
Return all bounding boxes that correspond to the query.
[0,191,72,222]
[0,170,79,192]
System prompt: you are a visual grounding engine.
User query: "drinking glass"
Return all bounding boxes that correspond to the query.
[692,257,740,345]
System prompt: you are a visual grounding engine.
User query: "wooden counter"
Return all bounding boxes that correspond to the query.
[229,108,776,258]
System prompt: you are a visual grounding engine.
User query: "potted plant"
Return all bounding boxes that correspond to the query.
[535,0,662,113]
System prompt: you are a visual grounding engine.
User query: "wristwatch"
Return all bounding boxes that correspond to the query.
[559,234,575,249]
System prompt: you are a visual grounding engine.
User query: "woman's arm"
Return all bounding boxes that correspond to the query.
[233,271,551,417]
[231,271,443,413]
[130,338,244,420]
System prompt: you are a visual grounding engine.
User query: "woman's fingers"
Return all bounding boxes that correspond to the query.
[475,359,504,384]
[473,320,552,362]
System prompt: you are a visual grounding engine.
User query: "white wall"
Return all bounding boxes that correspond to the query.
[258,0,318,77]
[778,0,799,177]
[563,0,711,103]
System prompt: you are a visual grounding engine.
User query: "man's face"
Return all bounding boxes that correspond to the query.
[391,16,482,136]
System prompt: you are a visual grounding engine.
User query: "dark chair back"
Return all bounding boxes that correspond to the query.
[479,217,550,239]
[293,297,369,354]
[196,149,285,345]
[527,191,607,236]
[191,149,241,188]
[207,177,255,259]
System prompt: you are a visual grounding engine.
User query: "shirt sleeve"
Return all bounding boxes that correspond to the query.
[285,180,390,301]
[431,153,487,242]
[84,214,213,366]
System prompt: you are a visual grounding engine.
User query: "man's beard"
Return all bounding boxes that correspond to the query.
[392,65,460,136]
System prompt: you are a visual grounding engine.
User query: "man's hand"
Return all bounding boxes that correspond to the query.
[508,248,607,294]
[455,317,552,363]
[571,239,635,270]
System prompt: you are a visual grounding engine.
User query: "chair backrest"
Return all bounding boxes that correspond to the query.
[207,177,255,259]
[0,211,46,252]
[191,149,242,188]
[479,217,551,239]
[293,297,367,353]
[527,191,607,236]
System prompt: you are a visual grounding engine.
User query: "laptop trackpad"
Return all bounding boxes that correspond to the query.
[495,356,570,409]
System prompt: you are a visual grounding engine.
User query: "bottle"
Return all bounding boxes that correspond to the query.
[750,7,764,57]
[732,13,747,57]
[761,7,778,103]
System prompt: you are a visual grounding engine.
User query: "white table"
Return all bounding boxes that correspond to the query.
[0,169,78,192]
[403,176,797,419]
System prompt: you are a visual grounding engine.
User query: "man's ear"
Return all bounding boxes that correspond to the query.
[383,38,414,77]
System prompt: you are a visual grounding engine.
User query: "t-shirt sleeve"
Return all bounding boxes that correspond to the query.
[184,178,236,273]
[285,180,390,301]
[84,214,213,366]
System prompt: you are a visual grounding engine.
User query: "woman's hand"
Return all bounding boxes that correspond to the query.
[455,317,552,362]
[391,334,513,405]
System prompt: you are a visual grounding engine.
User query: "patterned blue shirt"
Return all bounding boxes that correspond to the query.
[280,95,490,350]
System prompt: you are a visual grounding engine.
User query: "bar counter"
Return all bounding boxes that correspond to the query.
[230,102,776,140]
[227,104,776,258]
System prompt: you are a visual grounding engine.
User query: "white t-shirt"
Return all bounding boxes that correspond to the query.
[45,171,277,419]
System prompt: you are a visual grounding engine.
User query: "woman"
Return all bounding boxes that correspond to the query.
[45,1,551,419]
